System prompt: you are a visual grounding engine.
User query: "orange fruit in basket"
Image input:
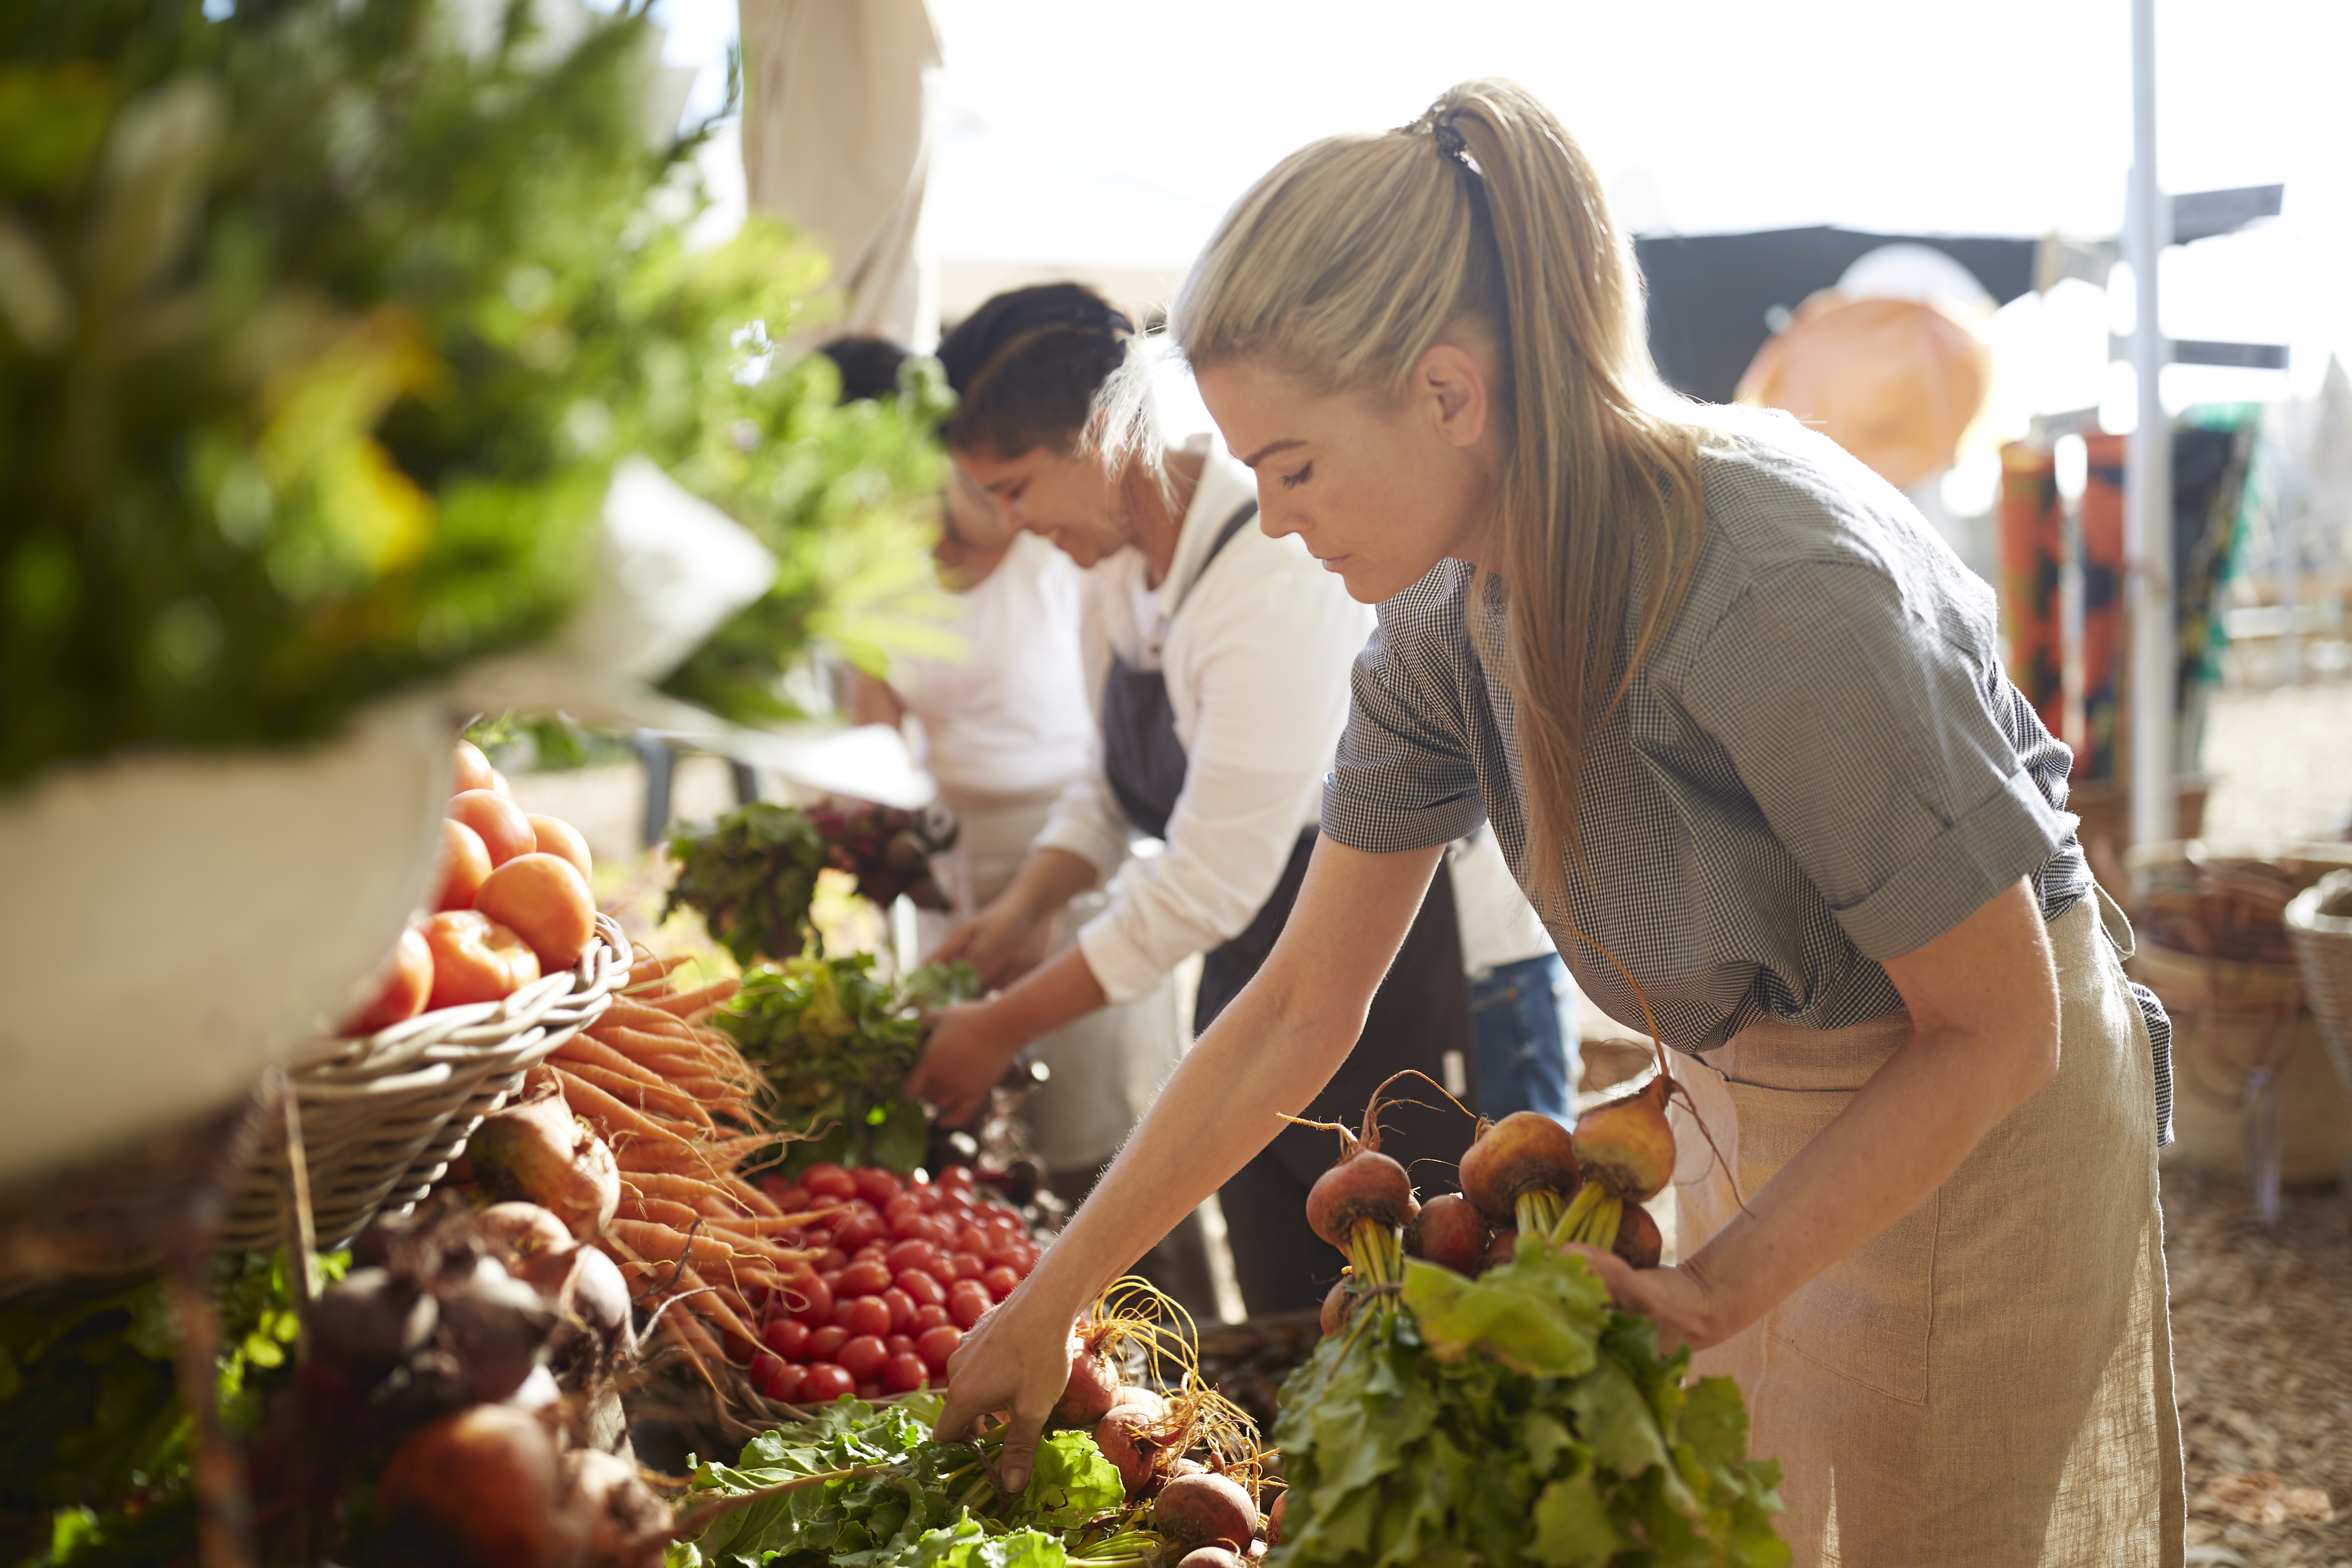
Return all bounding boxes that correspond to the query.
[435,818,494,911]
[452,739,499,794]
[341,925,434,1035]
[448,788,534,866]
[423,911,540,1008]
[473,852,596,969]
[525,814,593,882]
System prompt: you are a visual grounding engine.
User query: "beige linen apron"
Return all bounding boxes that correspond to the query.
[1670,889,2185,1567]
[919,785,1184,1173]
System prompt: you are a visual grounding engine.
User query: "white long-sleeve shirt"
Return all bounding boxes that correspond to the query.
[1036,439,1374,1007]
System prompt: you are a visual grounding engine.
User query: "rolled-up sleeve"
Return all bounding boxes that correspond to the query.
[1680,560,2068,960]
[1320,591,1488,855]
[1074,562,1368,1007]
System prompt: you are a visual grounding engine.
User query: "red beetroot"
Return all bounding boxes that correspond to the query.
[1613,1201,1664,1269]
[1156,1472,1259,1552]
[1481,1229,1520,1273]
[1318,1280,1356,1336]
[1402,1192,1491,1274]
[1052,1331,1122,1426]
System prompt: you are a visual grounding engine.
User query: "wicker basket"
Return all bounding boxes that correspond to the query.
[2286,870,2352,1102]
[215,913,633,1251]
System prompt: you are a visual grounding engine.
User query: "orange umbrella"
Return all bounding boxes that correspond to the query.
[1734,291,1991,490]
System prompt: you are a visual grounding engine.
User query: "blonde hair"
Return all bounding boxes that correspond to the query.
[1163,79,1709,911]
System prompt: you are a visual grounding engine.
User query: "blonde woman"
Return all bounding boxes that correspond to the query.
[936,83,2182,1566]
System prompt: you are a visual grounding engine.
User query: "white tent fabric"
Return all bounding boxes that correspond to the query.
[739,0,943,346]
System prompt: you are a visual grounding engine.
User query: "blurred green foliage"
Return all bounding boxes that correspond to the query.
[0,0,950,790]
[0,1248,351,1566]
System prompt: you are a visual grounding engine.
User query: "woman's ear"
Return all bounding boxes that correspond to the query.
[1414,341,1491,450]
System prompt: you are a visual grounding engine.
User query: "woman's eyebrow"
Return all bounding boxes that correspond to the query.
[1238,438,1306,468]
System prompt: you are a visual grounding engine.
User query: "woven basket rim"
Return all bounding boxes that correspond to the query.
[2285,870,2352,938]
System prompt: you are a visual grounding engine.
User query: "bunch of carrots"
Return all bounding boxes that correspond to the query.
[538,951,820,1391]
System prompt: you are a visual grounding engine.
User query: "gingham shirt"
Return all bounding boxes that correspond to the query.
[1323,413,2172,1138]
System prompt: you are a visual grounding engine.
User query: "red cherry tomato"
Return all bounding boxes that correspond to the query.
[819,1270,845,1298]
[806,1325,851,1361]
[1006,1247,1038,1279]
[923,1215,961,1249]
[955,1224,991,1257]
[855,1380,885,1401]
[758,1174,794,1203]
[884,1333,916,1358]
[852,1167,903,1207]
[913,1304,952,1332]
[945,1251,984,1281]
[763,1318,810,1359]
[880,1287,916,1332]
[947,1281,990,1330]
[835,1296,892,1338]
[915,1324,963,1371]
[837,1333,890,1381]
[980,1265,1020,1302]
[838,1260,892,1298]
[835,1202,888,1251]
[940,1165,976,1191]
[802,1163,857,1201]
[790,1276,835,1327]
[776,1184,812,1212]
[752,1351,785,1388]
[885,1239,943,1278]
[882,1352,928,1394]
[799,1363,855,1403]
[895,1269,947,1309]
[817,1249,850,1274]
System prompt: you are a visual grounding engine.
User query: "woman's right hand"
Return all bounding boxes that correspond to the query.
[934,1283,1081,1493]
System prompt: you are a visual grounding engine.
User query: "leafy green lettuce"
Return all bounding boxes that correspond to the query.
[671,1394,1125,1568]
[1275,1248,1787,1568]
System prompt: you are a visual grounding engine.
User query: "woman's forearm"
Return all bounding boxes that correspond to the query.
[987,946,1110,1046]
[1680,1014,2041,1342]
[1003,846,1102,922]
[1677,877,2060,1344]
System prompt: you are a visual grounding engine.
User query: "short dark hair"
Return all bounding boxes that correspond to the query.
[818,335,914,404]
[936,283,1132,458]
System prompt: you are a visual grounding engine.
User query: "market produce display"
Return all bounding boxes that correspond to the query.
[1277,1064,1787,1568]
[675,1284,1272,1568]
[715,954,982,1174]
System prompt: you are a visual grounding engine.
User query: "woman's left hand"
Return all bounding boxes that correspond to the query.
[904,1000,1027,1128]
[1560,1246,1740,1356]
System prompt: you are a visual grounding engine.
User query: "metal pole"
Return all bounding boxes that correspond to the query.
[2125,0,2175,850]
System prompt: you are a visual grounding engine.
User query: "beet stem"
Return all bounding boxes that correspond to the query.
[1514,1189,1566,1239]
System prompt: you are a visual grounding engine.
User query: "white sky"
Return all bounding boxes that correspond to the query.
[651,0,2352,404]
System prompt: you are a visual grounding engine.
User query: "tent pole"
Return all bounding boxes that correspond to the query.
[2125,0,2175,853]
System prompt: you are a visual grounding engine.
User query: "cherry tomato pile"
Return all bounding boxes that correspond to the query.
[746,1162,1042,1404]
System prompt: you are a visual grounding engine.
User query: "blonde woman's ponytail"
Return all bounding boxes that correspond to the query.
[1174,79,1708,914]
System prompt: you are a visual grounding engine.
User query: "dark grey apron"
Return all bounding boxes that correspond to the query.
[1100,503,1472,1315]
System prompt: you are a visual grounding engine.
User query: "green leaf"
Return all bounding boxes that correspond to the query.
[1012,1433,1124,1531]
[1527,1468,1619,1568]
[1399,1251,1606,1378]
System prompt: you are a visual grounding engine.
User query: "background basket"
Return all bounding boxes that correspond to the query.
[215,914,633,1252]
[2286,869,2352,1103]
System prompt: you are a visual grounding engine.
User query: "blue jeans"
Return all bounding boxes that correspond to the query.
[1467,953,1580,1123]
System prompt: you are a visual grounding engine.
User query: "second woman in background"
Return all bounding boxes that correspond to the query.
[903,285,1504,1315]
[824,337,1215,1315]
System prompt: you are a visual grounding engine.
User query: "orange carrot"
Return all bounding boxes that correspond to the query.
[553,1033,676,1087]
[552,1068,696,1148]
[620,1172,751,1213]
[562,1061,715,1127]
[649,978,740,1018]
